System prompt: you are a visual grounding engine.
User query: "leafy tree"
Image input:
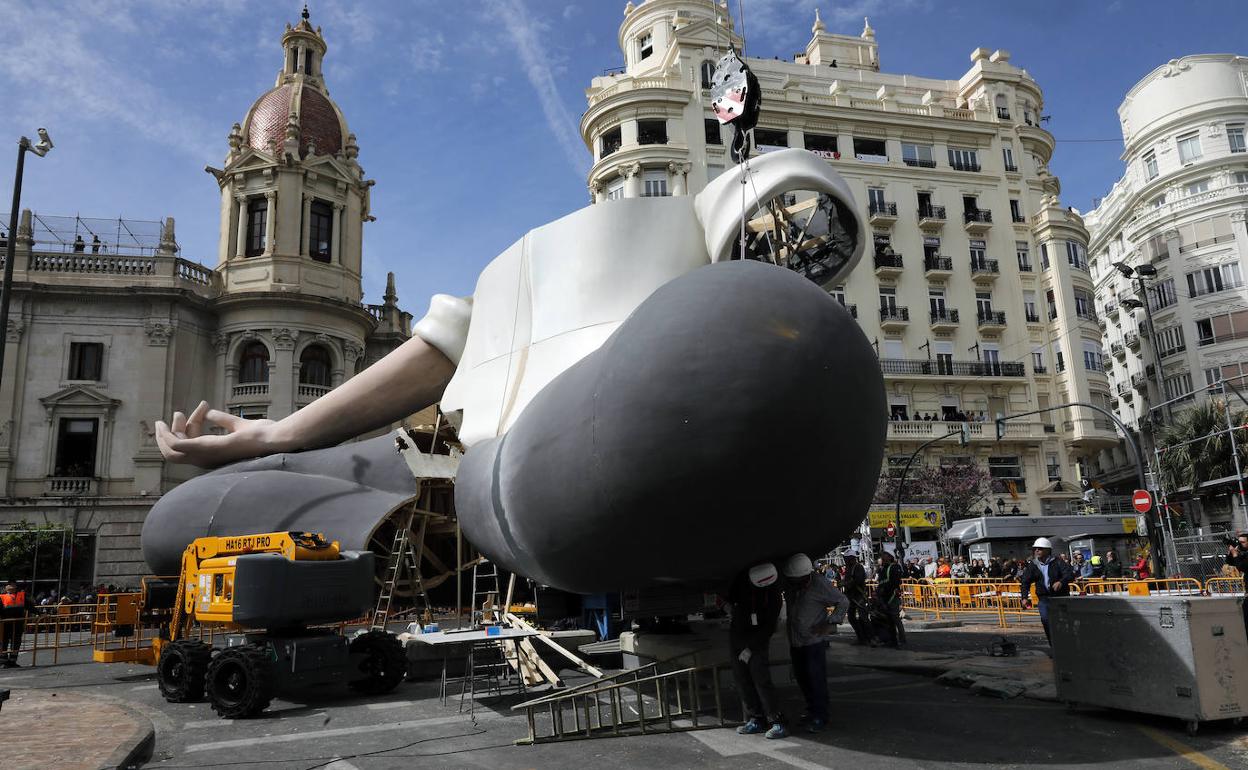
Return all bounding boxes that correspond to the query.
[873,462,992,523]
[0,521,76,589]
[1157,400,1248,493]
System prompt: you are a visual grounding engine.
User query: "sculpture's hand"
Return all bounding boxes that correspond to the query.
[155,401,283,468]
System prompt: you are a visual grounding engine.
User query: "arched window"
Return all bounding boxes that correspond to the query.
[299,345,332,387]
[239,342,270,383]
[700,60,715,89]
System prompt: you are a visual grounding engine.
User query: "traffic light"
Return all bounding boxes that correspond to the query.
[995,417,1006,441]
[959,423,970,446]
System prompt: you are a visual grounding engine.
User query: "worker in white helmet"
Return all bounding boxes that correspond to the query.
[727,562,786,739]
[782,553,848,733]
[1017,537,1076,645]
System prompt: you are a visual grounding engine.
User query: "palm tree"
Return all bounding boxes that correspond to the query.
[1156,400,1248,493]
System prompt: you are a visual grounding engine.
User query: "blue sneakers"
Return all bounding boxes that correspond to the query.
[736,718,766,735]
[765,722,788,739]
[805,717,827,733]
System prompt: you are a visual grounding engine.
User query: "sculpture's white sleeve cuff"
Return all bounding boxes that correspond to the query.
[413,294,472,366]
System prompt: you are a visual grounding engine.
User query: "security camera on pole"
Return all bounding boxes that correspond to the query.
[2,128,54,387]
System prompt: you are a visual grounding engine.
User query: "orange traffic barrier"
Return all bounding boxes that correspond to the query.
[1205,577,1245,596]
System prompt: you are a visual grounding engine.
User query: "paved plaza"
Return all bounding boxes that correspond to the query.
[4,626,1247,770]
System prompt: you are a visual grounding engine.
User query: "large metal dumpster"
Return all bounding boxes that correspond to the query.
[1050,595,1248,734]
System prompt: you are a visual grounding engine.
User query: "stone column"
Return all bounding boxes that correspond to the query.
[300,194,312,257]
[268,328,297,420]
[235,196,248,258]
[331,203,344,265]
[263,191,277,255]
[668,162,691,196]
[624,163,642,199]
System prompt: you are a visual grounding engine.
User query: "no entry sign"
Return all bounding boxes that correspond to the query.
[886,522,897,538]
[1132,489,1153,513]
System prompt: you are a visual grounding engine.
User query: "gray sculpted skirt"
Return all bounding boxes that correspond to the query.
[142,261,886,592]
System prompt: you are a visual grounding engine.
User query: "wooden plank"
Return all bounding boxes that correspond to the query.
[506,612,604,678]
[519,637,563,688]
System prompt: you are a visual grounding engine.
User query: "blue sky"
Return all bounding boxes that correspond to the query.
[1,0,1246,309]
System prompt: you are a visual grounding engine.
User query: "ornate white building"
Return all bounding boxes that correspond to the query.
[1084,54,1248,525]
[0,10,412,589]
[582,0,1118,517]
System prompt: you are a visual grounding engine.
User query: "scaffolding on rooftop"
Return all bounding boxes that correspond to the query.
[27,214,178,257]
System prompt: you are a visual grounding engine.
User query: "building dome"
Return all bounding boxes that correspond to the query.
[244,81,345,158]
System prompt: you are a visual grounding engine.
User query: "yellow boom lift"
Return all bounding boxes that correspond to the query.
[145,531,405,718]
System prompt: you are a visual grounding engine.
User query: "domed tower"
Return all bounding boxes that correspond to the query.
[208,5,373,303]
[204,6,379,423]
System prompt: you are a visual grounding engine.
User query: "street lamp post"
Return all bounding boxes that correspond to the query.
[2,129,53,388]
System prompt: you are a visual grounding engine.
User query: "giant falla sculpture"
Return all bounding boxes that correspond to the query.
[144,51,887,594]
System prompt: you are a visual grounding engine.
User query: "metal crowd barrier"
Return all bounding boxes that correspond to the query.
[1203,577,1245,596]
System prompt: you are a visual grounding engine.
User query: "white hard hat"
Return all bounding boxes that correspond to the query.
[783,553,814,578]
[1032,537,1053,550]
[748,562,778,588]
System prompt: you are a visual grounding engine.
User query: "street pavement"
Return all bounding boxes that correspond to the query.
[2,627,1248,770]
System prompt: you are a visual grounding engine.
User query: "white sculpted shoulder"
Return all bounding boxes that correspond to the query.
[411,149,865,446]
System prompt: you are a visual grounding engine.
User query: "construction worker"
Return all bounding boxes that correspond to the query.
[782,554,848,733]
[1018,537,1076,645]
[841,551,872,645]
[1,581,32,667]
[1088,555,1105,579]
[728,563,786,739]
[873,551,904,648]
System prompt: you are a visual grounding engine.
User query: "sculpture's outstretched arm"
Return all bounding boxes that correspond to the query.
[155,335,455,468]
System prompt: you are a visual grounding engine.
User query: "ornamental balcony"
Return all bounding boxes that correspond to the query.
[1146,363,1157,380]
[1026,310,1041,324]
[887,419,1047,443]
[1063,415,1121,451]
[868,201,898,226]
[929,308,960,331]
[976,309,1007,330]
[296,383,331,404]
[1101,357,1114,373]
[836,301,857,319]
[1105,301,1119,321]
[923,255,953,277]
[917,205,946,231]
[873,253,904,277]
[1017,256,1033,273]
[878,357,1026,379]
[879,306,910,331]
[1116,382,1134,402]
[970,258,1000,281]
[44,477,98,497]
[1132,372,1148,392]
[1125,331,1141,351]
[963,209,993,234]
[1111,342,1126,360]
[232,382,270,399]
